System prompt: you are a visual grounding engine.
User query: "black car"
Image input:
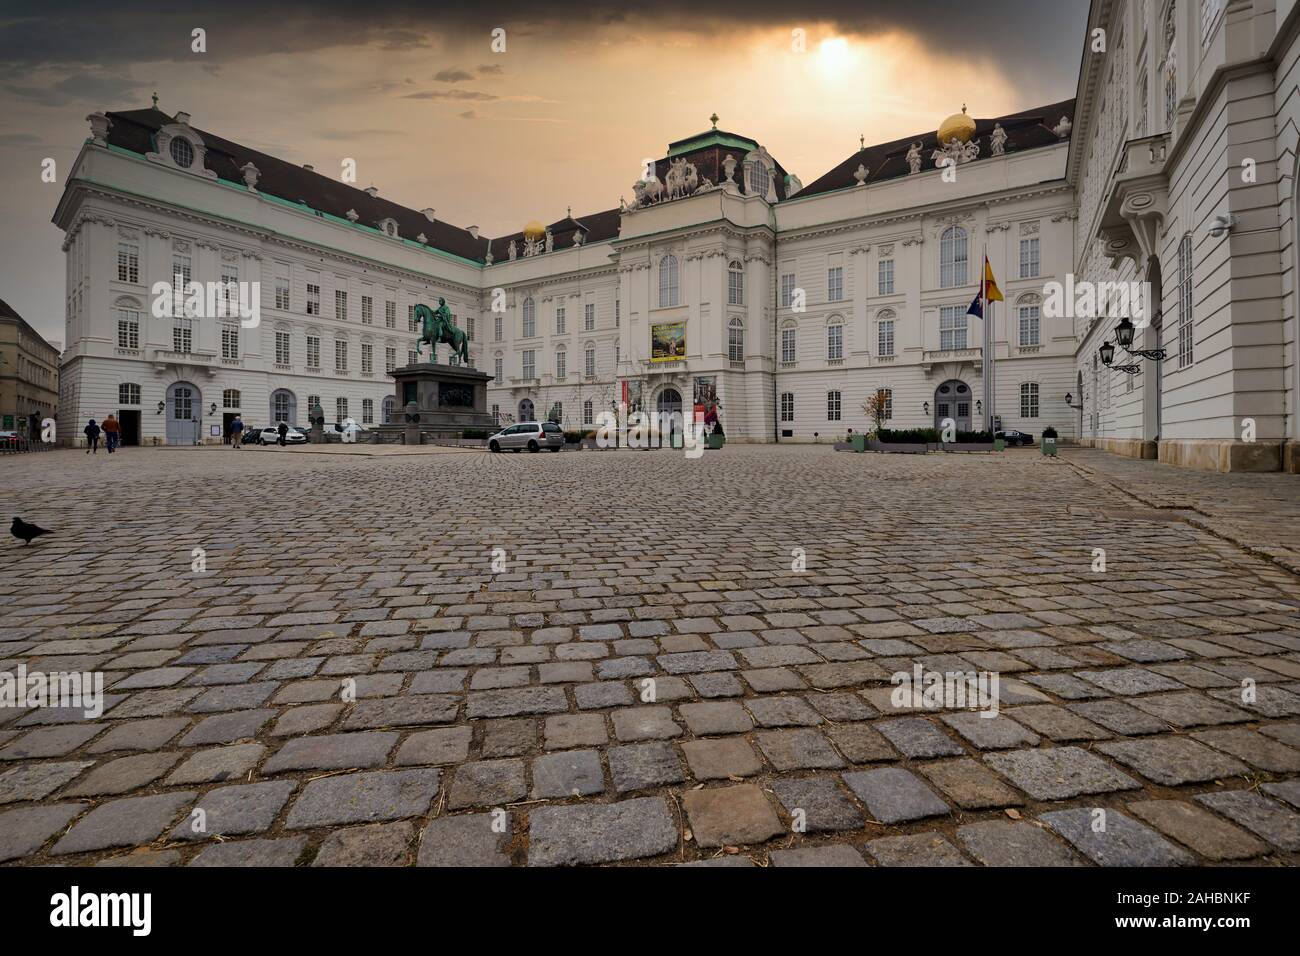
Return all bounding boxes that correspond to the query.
[995,429,1034,446]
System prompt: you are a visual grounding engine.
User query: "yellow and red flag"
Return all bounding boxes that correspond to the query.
[983,255,1004,302]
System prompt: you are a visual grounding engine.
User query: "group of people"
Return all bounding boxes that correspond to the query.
[82,415,120,454]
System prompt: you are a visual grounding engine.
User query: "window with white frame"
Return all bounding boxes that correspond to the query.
[728,260,744,305]
[584,347,596,377]
[221,267,238,310]
[466,315,474,342]
[408,349,418,365]
[385,347,396,372]
[827,390,841,421]
[306,283,320,315]
[826,321,843,360]
[522,297,536,337]
[780,392,794,422]
[336,397,348,422]
[173,318,193,353]
[555,349,566,378]
[827,266,843,302]
[878,258,894,295]
[1020,382,1040,418]
[361,295,373,324]
[728,317,744,362]
[940,227,968,288]
[361,343,373,374]
[307,335,320,368]
[275,277,291,310]
[335,340,348,372]
[878,315,895,356]
[171,254,191,288]
[1018,302,1041,346]
[583,399,593,426]
[615,298,620,326]
[747,158,770,197]
[408,304,418,332]
[556,306,566,335]
[117,243,139,283]
[1019,237,1040,278]
[781,272,796,308]
[1163,3,1178,128]
[522,349,536,379]
[1177,233,1193,367]
[119,383,141,405]
[362,398,374,424]
[880,388,894,419]
[223,388,240,409]
[117,307,140,349]
[308,394,320,415]
[273,391,292,422]
[659,255,679,307]
[781,326,797,363]
[221,325,239,359]
[385,300,396,328]
[584,303,595,331]
[551,402,563,423]
[940,306,968,350]
[494,357,503,381]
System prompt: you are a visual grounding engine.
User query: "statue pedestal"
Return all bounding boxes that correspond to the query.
[374,363,496,443]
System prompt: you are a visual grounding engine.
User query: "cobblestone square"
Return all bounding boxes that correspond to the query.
[1,444,1299,866]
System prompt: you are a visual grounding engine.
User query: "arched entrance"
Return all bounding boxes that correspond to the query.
[933,380,971,431]
[518,398,535,421]
[381,396,396,424]
[166,381,200,445]
[270,388,297,426]
[657,387,683,440]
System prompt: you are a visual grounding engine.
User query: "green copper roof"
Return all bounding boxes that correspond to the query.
[667,130,758,157]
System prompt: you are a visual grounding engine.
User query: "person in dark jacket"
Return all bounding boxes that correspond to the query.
[84,419,101,454]
[230,415,244,449]
[277,421,289,447]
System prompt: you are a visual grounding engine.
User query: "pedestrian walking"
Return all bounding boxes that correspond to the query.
[230,415,244,449]
[102,414,120,453]
[84,419,101,454]
[277,421,288,447]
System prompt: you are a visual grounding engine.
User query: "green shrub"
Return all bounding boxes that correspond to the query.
[461,428,489,439]
[955,430,994,443]
[877,428,939,444]
[1041,426,1059,439]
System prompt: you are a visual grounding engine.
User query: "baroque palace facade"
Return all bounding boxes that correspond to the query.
[52,0,1300,470]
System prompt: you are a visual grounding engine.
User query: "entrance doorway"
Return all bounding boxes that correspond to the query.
[222,412,238,443]
[518,398,535,421]
[933,379,972,432]
[118,410,141,447]
[657,387,683,440]
[166,382,200,445]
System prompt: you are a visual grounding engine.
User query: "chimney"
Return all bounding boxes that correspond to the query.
[466,225,479,239]
[302,164,314,172]
[364,185,379,198]
[175,111,191,126]
[422,207,436,222]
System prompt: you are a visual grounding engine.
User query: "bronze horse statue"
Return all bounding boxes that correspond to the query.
[414,298,470,365]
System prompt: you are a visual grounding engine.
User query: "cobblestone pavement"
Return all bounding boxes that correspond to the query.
[1,444,1299,867]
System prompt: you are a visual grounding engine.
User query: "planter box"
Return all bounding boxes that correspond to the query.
[872,441,930,454]
[705,434,726,450]
[941,442,996,452]
[832,442,854,452]
[850,434,867,453]
[993,439,1006,451]
[1041,437,1058,456]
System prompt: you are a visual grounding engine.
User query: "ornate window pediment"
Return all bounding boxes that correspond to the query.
[742,147,778,202]
[147,114,217,180]
[378,218,400,239]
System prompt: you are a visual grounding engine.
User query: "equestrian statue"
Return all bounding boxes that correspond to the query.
[414,298,470,365]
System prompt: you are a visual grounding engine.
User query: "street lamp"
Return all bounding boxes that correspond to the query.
[1114,317,1135,349]
[1099,341,1115,366]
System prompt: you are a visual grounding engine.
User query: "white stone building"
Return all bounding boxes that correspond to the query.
[54,99,1083,447]
[1072,0,1300,471]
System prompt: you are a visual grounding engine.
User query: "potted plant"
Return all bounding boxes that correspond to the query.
[706,419,726,450]
[874,427,936,454]
[1041,425,1058,456]
[942,429,996,452]
[860,390,889,452]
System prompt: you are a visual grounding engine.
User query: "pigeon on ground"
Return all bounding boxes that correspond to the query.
[11,517,52,545]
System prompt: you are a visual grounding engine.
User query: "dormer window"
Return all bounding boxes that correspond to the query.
[379,218,400,239]
[169,137,194,168]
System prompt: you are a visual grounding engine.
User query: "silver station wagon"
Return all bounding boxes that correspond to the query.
[488,421,565,453]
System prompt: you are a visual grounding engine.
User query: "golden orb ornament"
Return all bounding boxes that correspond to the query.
[937,104,976,145]
[523,220,545,241]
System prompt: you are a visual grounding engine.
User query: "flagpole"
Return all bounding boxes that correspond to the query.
[981,246,991,433]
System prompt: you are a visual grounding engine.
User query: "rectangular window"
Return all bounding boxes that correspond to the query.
[494,315,503,341]
[522,350,536,380]
[827,390,841,421]
[584,303,595,331]
[1019,238,1040,279]
[615,298,620,326]
[362,398,374,424]
[1177,235,1194,368]
[495,357,503,381]
[780,392,794,422]
[336,397,348,422]
[556,350,566,378]
[522,307,535,339]
[171,255,191,287]
[335,340,348,372]
[880,388,894,420]
[583,400,594,426]
[781,327,796,363]
[878,319,895,356]
[361,343,373,374]
[781,273,796,308]
[221,268,239,309]
[940,306,968,350]
[556,307,566,335]
[385,347,396,372]
[307,335,320,368]
[275,277,290,310]
[878,259,895,295]
[728,265,744,306]
[827,266,843,302]
[585,348,596,377]
[117,243,139,283]
[728,321,744,362]
[408,349,418,366]
[172,321,192,354]
[1020,382,1040,418]
[117,310,140,349]
[361,295,373,325]
[385,300,396,328]
[306,283,320,315]
[466,315,475,341]
[408,304,417,332]
[275,331,291,365]
[221,325,239,359]
[827,324,843,360]
[1018,305,1041,346]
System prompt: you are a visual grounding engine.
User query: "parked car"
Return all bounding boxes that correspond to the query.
[488,421,565,453]
[240,425,262,445]
[995,429,1034,446]
[259,426,308,445]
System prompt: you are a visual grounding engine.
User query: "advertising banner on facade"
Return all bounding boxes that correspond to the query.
[650,321,686,362]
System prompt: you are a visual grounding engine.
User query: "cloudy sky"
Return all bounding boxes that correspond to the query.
[0,0,1089,344]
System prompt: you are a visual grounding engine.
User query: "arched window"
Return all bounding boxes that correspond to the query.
[728,317,745,363]
[826,317,844,361]
[780,320,797,364]
[940,226,968,288]
[223,388,241,409]
[1177,233,1193,367]
[659,255,679,307]
[728,260,744,305]
[746,159,770,197]
[522,297,536,337]
[118,383,141,406]
[1020,382,1040,418]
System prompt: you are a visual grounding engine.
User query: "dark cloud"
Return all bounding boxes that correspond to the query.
[459,109,479,120]
[401,89,497,101]
[476,64,503,75]
[434,68,475,82]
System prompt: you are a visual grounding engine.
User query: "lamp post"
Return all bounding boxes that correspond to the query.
[1099,339,1140,375]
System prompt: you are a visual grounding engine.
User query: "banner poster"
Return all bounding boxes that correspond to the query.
[650,321,686,362]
